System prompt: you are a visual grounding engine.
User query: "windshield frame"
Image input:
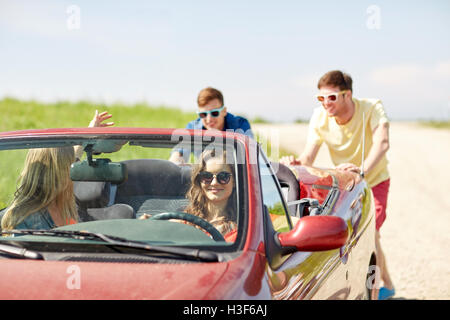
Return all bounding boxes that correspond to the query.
[0,129,251,255]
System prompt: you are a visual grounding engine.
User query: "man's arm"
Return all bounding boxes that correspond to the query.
[169,151,185,165]
[280,142,321,166]
[362,122,389,176]
[336,122,389,176]
[298,142,321,166]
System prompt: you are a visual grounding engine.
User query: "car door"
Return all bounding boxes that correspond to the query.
[257,149,349,299]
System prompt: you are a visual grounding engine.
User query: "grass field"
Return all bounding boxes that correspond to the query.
[0,98,289,208]
[0,97,198,131]
[419,120,450,129]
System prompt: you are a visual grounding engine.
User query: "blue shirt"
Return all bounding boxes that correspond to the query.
[185,112,254,138]
[0,208,56,231]
[176,112,254,161]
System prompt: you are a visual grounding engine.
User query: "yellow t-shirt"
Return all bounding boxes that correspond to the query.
[307,97,390,187]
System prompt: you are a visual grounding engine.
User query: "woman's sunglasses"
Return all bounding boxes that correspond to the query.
[196,106,225,119]
[198,171,232,185]
[315,90,347,102]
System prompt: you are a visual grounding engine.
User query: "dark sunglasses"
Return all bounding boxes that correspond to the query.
[198,171,232,185]
[196,106,225,119]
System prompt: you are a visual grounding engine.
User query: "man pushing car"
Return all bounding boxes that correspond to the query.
[169,87,254,164]
[281,70,395,300]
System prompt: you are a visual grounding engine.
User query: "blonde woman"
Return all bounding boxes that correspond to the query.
[185,149,237,241]
[1,147,78,230]
[1,110,114,231]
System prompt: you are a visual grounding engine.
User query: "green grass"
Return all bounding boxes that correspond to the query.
[251,116,272,124]
[0,97,197,131]
[419,120,450,129]
[294,118,308,124]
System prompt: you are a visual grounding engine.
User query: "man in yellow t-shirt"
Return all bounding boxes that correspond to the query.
[281,70,394,300]
[307,96,390,188]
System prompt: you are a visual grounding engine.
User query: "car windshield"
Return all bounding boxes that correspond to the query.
[0,131,247,257]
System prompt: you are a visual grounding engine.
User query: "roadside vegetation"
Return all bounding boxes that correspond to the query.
[419,120,450,129]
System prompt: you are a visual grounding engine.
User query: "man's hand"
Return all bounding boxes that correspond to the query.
[169,151,186,165]
[336,163,360,174]
[279,155,301,166]
[89,110,114,128]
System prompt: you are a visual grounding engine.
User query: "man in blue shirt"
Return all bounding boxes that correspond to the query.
[169,87,253,164]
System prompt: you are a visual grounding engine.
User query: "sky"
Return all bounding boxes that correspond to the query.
[1,0,449,122]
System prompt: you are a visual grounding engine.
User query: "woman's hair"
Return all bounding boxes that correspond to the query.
[185,149,237,233]
[1,147,78,230]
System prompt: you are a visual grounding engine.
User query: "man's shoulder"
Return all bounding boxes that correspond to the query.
[309,107,328,125]
[355,97,388,119]
[225,113,251,128]
[185,118,202,129]
[226,112,250,122]
[225,113,253,138]
[355,97,383,110]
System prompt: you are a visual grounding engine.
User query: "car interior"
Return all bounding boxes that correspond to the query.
[74,159,193,221]
[73,155,310,224]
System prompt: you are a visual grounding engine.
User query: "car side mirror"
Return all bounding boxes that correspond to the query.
[278,216,348,252]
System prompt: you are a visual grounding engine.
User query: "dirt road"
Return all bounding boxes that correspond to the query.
[253,122,450,300]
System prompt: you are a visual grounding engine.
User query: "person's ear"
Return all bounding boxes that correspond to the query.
[223,106,227,116]
[345,90,352,100]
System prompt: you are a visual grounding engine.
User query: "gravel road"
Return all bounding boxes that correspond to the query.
[253,122,450,300]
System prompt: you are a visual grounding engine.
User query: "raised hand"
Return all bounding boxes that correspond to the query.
[88,110,115,128]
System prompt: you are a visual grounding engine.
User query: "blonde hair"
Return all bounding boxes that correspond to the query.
[1,147,78,230]
[185,149,237,234]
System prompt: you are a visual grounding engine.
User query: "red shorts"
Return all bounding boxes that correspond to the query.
[371,179,390,231]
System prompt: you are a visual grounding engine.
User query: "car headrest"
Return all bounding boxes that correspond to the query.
[74,181,111,208]
[116,159,191,197]
[179,165,193,194]
[271,162,300,201]
[271,162,300,216]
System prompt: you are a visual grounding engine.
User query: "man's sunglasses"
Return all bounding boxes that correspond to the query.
[198,171,232,185]
[315,90,347,102]
[196,106,225,119]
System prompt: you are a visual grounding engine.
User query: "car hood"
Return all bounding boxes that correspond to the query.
[0,259,229,299]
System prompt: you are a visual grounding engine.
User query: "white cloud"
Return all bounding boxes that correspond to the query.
[369,64,425,86]
[369,61,450,87]
[292,73,321,90]
[0,1,69,37]
[365,61,450,120]
[435,61,450,77]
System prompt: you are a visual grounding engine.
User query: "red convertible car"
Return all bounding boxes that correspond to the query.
[0,127,378,300]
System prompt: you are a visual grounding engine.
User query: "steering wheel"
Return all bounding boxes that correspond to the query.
[149,212,225,242]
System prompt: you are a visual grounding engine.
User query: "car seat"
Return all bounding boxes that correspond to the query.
[74,181,135,221]
[114,159,191,217]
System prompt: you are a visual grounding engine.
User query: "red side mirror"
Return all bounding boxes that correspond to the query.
[278,216,348,252]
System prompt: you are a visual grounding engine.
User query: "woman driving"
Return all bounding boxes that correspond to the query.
[185,149,237,241]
